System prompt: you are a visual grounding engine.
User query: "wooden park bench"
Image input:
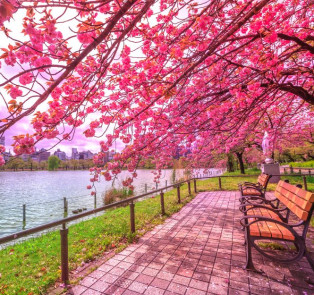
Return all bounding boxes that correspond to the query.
[239,180,314,271]
[238,173,271,203]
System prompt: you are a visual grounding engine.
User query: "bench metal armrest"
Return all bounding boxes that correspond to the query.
[240,196,279,208]
[239,181,258,186]
[240,196,268,203]
[240,185,263,193]
[240,183,262,189]
[239,204,287,215]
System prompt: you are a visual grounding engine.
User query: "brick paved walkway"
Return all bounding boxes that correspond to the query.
[67,191,314,295]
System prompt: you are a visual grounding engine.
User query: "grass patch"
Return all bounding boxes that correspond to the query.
[258,242,296,251]
[196,169,313,192]
[289,160,314,168]
[0,183,195,295]
[258,242,286,251]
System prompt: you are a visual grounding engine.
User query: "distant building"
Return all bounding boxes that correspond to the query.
[29,153,39,162]
[20,154,30,161]
[79,150,94,160]
[0,136,5,146]
[3,151,11,162]
[54,149,66,161]
[174,146,191,159]
[72,148,79,160]
[38,148,50,162]
[108,151,115,161]
[102,151,115,163]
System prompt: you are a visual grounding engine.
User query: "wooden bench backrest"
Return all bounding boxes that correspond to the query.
[257,173,270,188]
[274,180,314,221]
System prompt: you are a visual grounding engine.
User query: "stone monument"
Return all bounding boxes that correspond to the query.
[261,131,280,183]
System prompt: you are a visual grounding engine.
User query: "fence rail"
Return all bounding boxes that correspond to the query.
[283,167,314,174]
[1,170,225,233]
[0,173,312,285]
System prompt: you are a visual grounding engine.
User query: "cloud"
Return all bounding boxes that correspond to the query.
[0,106,125,156]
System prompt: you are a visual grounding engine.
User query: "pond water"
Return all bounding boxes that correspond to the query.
[0,168,223,238]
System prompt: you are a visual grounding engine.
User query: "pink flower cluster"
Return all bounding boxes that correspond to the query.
[13,135,35,155]
[10,87,23,99]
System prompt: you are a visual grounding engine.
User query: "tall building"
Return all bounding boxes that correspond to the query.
[0,136,5,146]
[72,148,79,160]
[54,149,66,161]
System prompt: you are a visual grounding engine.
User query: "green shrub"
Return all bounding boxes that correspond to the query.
[103,188,133,205]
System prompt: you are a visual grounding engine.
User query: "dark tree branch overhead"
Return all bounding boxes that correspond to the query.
[277,33,314,54]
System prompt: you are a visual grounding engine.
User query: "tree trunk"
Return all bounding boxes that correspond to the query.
[227,154,235,172]
[235,152,245,174]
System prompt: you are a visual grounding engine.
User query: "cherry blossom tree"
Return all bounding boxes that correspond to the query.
[0,0,313,190]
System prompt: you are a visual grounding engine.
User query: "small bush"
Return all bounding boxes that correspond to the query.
[103,188,133,205]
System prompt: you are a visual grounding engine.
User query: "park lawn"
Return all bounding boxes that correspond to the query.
[0,183,195,295]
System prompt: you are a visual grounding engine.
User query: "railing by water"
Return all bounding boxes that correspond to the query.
[0,173,311,285]
[0,169,226,235]
[282,167,314,175]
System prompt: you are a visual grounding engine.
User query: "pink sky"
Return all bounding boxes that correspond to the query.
[0,107,124,156]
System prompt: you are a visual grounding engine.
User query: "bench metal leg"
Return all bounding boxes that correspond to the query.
[243,230,255,270]
[304,249,314,271]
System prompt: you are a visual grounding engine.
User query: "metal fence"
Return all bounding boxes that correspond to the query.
[282,167,314,175]
[0,169,226,236]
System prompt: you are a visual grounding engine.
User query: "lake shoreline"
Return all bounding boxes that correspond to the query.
[0,168,223,238]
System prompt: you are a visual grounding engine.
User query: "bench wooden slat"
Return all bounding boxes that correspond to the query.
[249,221,295,240]
[247,207,294,240]
[274,181,314,221]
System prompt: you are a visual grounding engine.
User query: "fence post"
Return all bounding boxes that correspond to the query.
[145,184,147,193]
[303,176,308,191]
[60,223,69,285]
[94,193,97,209]
[194,179,197,193]
[165,180,167,188]
[23,204,26,228]
[63,197,68,216]
[299,169,302,175]
[218,177,222,189]
[284,168,286,174]
[309,170,311,176]
[177,185,181,204]
[160,191,165,215]
[156,182,158,190]
[130,201,135,233]
[188,181,191,195]
[290,167,293,174]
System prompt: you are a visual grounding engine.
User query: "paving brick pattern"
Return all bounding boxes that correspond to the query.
[67,192,314,295]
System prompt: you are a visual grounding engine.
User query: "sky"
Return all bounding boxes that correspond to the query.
[0,4,124,156]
